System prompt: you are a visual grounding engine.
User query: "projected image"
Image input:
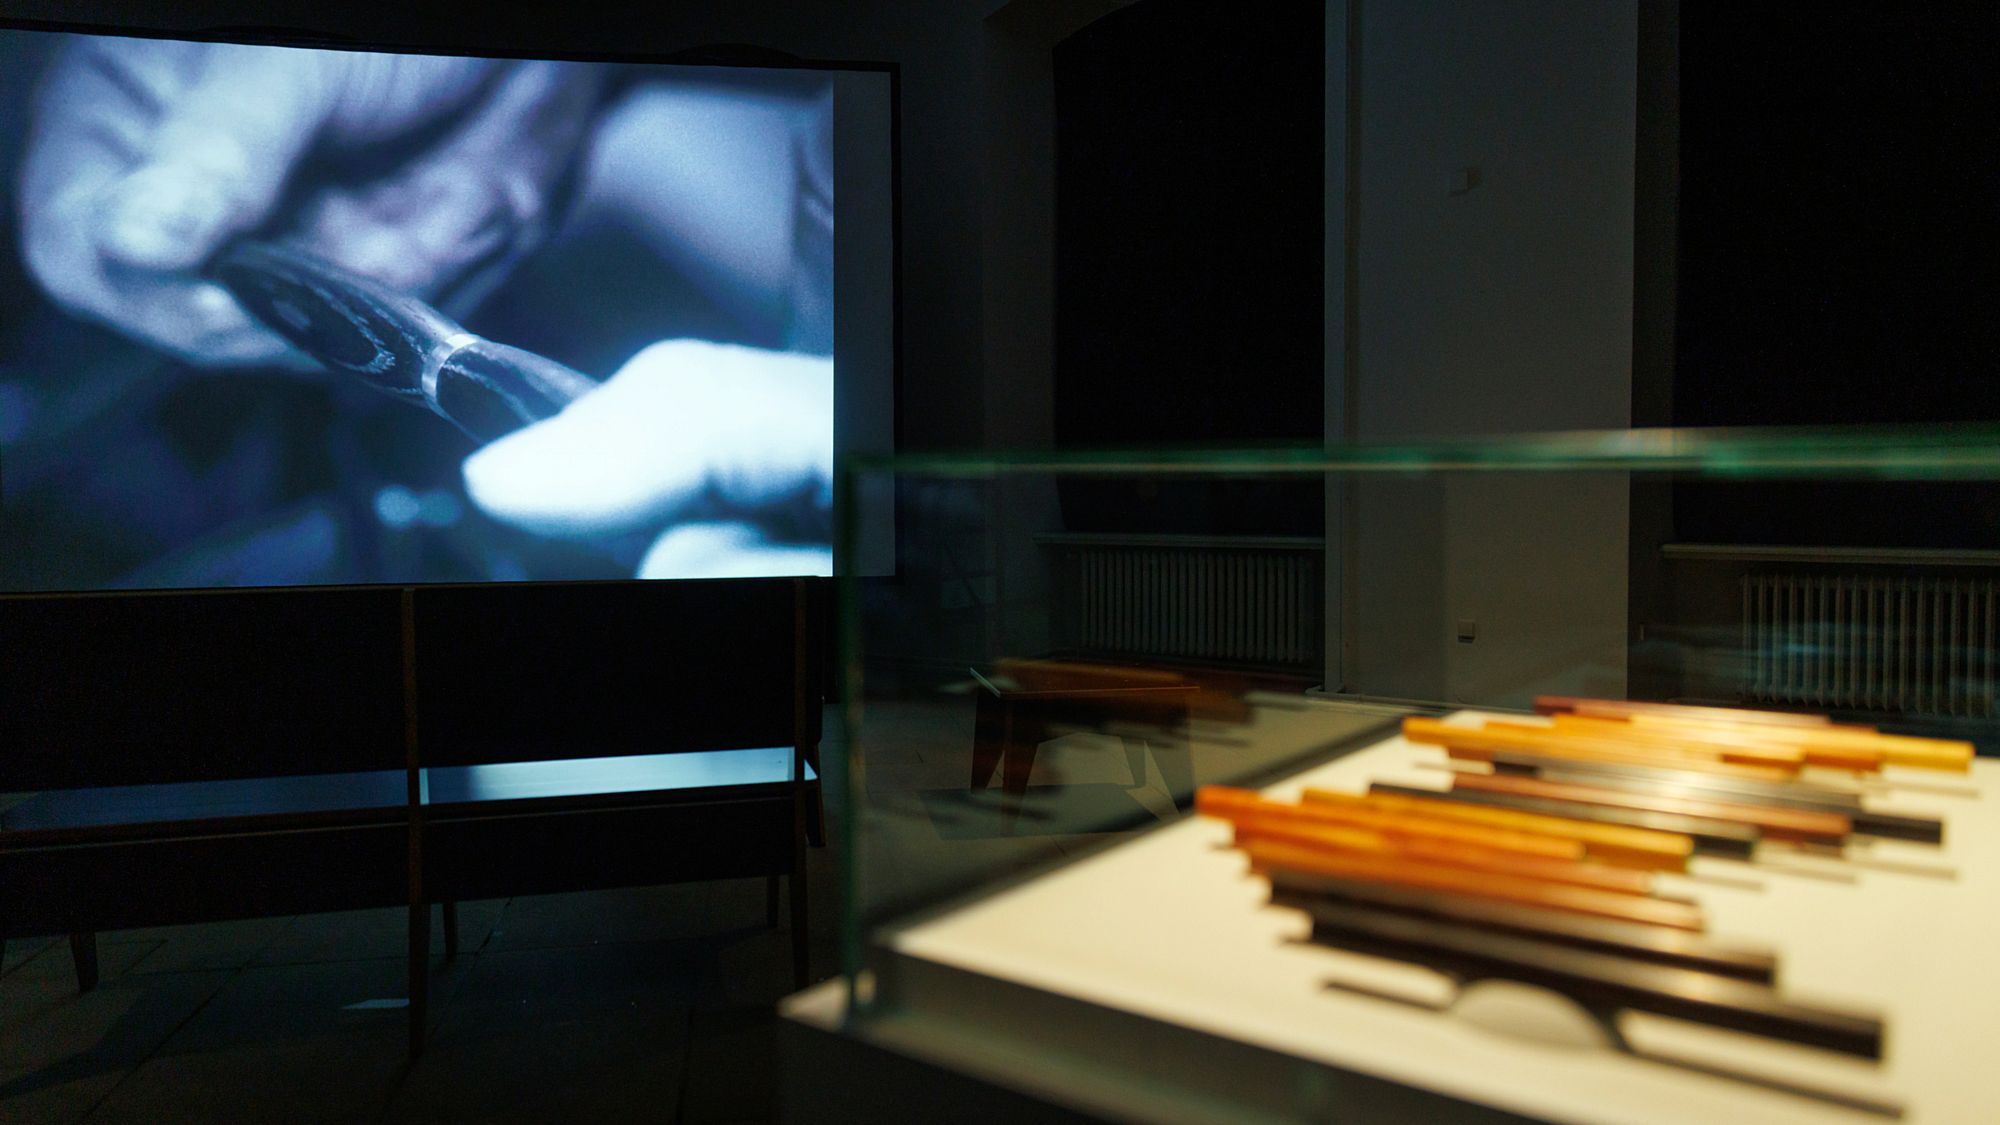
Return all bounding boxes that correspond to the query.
[0,30,837,590]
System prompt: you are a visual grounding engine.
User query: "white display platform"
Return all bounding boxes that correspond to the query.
[881,715,1998,1124]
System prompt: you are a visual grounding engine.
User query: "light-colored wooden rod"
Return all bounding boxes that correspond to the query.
[1243,837,1705,931]
[1301,786,1695,872]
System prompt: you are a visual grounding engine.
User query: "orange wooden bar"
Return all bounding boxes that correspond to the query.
[1534,695,1835,728]
[1196,786,1583,861]
[1624,713,1973,773]
[1300,787,1695,871]
[1241,838,1706,931]
[1531,713,1878,772]
[1405,716,1804,778]
[1534,696,1974,772]
[1227,817,1659,896]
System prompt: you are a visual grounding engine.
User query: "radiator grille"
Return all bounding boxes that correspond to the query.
[1741,574,1999,718]
[1043,536,1323,674]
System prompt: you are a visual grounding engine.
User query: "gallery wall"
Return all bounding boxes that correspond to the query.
[1327,0,1639,707]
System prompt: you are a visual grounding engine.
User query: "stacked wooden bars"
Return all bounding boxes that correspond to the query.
[1402,695,1964,851]
[1196,696,1975,1060]
[1530,696,1973,773]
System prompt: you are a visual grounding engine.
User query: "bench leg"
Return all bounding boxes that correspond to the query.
[1124,737,1149,789]
[69,933,99,995]
[970,693,1003,788]
[789,872,809,989]
[1155,737,1194,807]
[1001,714,1041,800]
[805,739,827,848]
[806,778,827,848]
[408,902,430,1059]
[440,902,459,961]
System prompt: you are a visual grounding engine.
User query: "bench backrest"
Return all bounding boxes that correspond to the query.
[1,587,408,788]
[413,578,813,766]
[1,580,817,789]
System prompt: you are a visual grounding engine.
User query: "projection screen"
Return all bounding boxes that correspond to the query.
[0,25,895,590]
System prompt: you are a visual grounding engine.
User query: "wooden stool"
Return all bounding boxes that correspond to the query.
[969,659,1195,802]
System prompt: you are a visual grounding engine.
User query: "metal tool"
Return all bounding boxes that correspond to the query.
[212,240,596,441]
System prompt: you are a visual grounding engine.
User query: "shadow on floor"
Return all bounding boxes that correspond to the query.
[1,863,838,1125]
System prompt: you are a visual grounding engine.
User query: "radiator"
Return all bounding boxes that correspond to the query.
[1040,535,1324,675]
[1741,574,1999,718]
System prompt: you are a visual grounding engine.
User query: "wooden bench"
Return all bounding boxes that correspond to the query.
[1,578,818,1055]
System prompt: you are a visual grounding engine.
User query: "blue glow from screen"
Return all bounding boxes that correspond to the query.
[0,29,839,591]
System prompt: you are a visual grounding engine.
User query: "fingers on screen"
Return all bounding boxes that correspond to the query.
[462,339,834,540]
[297,61,606,305]
[639,522,831,579]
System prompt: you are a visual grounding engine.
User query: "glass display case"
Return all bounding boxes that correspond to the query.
[813,427,2000,1124]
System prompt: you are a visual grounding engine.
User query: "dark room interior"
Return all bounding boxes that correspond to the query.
[4,1,1998,1123]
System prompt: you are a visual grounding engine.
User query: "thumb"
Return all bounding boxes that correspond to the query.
[638,523,832,579]
[462,340,833,539]
[461,347,713,539]
[97,45,334,271]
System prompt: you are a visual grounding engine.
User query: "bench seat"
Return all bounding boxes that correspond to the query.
[2,579,820,1055]
[2,749,815,970]
[3,747,813,842]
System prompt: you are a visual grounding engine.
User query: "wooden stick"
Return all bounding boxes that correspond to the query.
[1451,772,1852,845]
[1483,750,1862,807]
[1538,713,1877,771]
[1625,713,1973,773]
[1534,695,1974,772]
[1230,818,1659,896]
[1406,716,1805,778]
[1373,783,1760,859]
[1535,695,1835,728]
[1302,787,1694,871]
[1267,868,1775,981]
[1242,838,1706,930]
[1586,714,1881,771]
[1445,741,1801,783]
[1197,786,1583,860]
[1298,899,1881,1058]
[1485,755,1946,843]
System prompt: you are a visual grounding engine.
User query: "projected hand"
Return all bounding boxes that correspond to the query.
[18,38,603,366]
[461,339,835,579]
